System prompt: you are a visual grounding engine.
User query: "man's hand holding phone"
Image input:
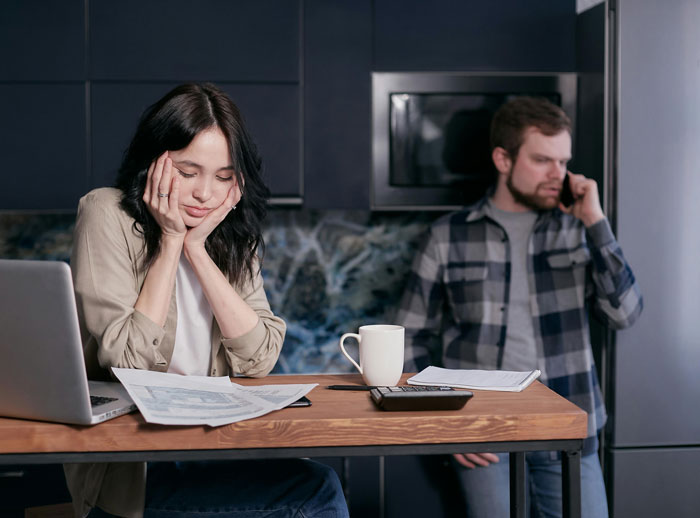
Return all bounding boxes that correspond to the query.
[559,172,605,227]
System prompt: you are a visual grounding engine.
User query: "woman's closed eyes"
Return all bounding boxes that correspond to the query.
[175,167,233,182]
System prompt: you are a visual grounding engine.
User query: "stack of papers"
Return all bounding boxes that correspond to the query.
[407,366,541,392]
[112,368,316,427]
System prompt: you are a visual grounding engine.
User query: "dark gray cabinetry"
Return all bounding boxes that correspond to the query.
[1,0,302,210]
[373,0,575,72]
[0,0,84,81]
[89,0,302,201]
[89,0,299,82]
[303,0,372,209]
[90,83,300,196]
[1,0,581,211]
[1,0,86,210]
[0,84,87,210]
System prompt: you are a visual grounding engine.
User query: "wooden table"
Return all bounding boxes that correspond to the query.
[0,374,587,518]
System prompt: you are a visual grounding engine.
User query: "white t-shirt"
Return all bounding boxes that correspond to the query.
[167,254,213,376]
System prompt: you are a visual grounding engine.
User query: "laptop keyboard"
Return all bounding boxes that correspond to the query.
[90,395,118,407]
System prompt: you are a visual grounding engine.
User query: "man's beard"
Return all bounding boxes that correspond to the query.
[505,169,560,211]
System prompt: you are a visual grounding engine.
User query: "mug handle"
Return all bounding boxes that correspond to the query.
[339,333,363,374]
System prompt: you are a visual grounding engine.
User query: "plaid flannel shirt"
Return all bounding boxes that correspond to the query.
[397,196,643,454]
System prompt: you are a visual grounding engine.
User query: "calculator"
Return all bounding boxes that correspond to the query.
[369,385,473,411]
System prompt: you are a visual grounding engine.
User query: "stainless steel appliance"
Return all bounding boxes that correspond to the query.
[604,0,700,515]
[371,72,577,210]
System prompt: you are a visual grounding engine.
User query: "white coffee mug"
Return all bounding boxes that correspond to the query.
[338,324,404,386]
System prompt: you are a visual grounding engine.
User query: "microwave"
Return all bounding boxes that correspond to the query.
[371,72,577,210]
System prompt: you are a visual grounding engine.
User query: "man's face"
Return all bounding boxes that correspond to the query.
[503,128,572,211]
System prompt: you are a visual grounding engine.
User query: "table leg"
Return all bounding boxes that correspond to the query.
[509,451,526,518]
[562,449,581,518]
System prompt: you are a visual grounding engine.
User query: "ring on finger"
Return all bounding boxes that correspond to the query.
[158,192,169,198]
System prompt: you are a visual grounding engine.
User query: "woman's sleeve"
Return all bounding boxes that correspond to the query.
[219,264,286,378]
[71,191,169,372]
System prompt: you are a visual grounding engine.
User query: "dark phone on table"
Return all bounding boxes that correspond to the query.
[286,396,311,408]
[560,174,575,207]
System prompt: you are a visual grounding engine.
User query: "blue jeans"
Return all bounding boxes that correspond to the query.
[88,459,349,517]
[454,451,609,518]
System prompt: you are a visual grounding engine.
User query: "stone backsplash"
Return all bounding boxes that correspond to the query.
[0,209,439,374]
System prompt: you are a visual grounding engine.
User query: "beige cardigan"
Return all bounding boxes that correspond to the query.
[64,188,286,518]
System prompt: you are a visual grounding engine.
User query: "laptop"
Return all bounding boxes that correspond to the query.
[0,259,136,425]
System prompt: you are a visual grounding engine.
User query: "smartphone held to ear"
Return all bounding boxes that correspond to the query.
[560,174,575,207]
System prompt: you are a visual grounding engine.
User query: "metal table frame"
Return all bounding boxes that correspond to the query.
[1,439,582,518]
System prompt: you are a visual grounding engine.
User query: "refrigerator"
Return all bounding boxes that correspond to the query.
[603,0,700,515]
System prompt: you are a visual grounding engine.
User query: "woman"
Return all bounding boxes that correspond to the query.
[65,83,348,518]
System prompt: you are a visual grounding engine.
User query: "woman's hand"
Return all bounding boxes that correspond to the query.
[183,184,241,252]
[142,152,187,239]
[180,182,259,341]
[135,152,187,327]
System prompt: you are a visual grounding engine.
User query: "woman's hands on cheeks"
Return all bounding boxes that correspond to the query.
[143,152,187,240]
[453,453,501,469]
[559,172,606,228]
[183,183,242,252]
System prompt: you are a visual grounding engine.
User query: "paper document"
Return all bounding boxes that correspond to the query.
[407,366,541,392]
[112,368,316,426]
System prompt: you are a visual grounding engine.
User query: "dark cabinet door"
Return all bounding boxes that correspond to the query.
[0,0,84,81]
[373,0,575,72]
[91,83,300,198]
[0,1,87,211]
[89,0,299,82]
[88,0,303,201]
[303,0,372,209]
[0,1,303,210]
[0,84,87,211]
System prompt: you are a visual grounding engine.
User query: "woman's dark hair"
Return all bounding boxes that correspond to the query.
[115,82,269,285]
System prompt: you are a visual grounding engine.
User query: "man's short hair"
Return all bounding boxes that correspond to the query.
[489,96,572,159]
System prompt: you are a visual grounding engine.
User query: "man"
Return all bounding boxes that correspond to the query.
[396,97,642,517]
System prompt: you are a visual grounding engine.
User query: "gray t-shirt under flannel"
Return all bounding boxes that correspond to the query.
[484,201,539,373]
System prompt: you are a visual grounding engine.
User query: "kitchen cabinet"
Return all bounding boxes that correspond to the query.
[0,0,84,81]
[303,0,372,209]
[1,0,579,212]
[91,83,300,196]
[373,0,575,72]
[1,0,302,210]
[0,84,86,211]
[89,0,299,82]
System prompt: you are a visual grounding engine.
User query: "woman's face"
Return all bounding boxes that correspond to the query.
[168,127,238,228]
